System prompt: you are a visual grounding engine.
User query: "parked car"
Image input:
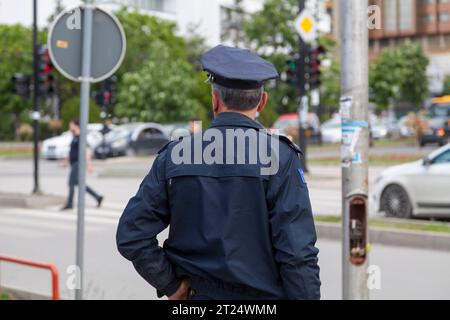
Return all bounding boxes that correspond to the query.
[320,115,375,145]
[369,114,388,140]
[41,124,110,160]
[320,116,341,144]
[372,143,450,219]
[271,113,322,144]
[419,117,450,146]
[162,123,190,141]
[419,98,450,146]
[94,126,133,159]
[129,123,170,155]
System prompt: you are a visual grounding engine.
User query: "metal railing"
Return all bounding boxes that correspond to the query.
[0,255,59,300]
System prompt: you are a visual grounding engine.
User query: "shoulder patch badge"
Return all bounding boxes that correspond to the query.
[298,168,307,184]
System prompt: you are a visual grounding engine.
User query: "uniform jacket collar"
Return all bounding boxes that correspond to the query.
[211,112,265,130]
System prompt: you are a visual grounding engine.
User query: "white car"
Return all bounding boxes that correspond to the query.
[320,116,341,144]
[41,124,108,160]
[372,143,450,219]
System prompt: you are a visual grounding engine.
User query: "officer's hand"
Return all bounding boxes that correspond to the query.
[168,279,189,300]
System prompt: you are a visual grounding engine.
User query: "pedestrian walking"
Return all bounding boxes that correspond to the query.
[61,119,104,210]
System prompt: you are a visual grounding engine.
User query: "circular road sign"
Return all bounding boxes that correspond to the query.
[48,5,126,83]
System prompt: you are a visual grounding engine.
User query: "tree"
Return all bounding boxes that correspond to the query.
[369,43,429,109]
[0,25,34,140]
[115,41,202,123]
[443,75,450,96]
[112,9,211,124]
[244,0,299,127]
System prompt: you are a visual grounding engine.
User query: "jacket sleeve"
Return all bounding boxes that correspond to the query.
[267,150,321,300]
[116,151,180,297]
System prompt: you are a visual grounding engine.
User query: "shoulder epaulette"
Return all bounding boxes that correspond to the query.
[278,135,304,155]
[157,136,185,154]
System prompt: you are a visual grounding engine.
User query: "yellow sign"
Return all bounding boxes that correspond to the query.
[56,40,69,49]
[300,17,313,33]
[295,10,317,43]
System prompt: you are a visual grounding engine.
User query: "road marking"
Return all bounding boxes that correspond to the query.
[0,215,105,232]
[0,226,49,238]
[0,208,119,226]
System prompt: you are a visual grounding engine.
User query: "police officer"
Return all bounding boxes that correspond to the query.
[116,45,321,300]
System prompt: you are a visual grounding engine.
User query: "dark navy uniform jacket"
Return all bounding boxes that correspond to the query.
[116,112,321,299]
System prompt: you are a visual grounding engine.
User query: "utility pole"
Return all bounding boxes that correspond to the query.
[32,0,41,194]
[340,0,370,300]
[298,0,310,173]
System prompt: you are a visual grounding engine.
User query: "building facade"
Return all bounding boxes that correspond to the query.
[368,0,450,94]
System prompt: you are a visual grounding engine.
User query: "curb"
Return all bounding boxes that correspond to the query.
[0,193,65,209]
[316,222,450,252]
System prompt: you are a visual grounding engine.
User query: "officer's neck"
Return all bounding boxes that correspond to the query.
[218,108,257,121]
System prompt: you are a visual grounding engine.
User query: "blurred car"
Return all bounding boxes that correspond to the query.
[320,115,375,145]
[94,126,132,159]
[398,115,416,137]
[320,116,341,144]
[419,97,450,146]
[162,123,190,141]
[369,114,388,140]
[372,143,450,219]
[41,124,110,160]
[419,117,450,146]
[130,123,170,155]
[271,113,321,144]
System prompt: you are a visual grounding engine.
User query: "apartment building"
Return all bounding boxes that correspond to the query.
[325,0,450,93]
[368,0,450,93]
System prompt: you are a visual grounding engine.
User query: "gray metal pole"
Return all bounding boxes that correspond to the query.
[32,0,41,194]
[340,0,369,300]
[75,4,94,301]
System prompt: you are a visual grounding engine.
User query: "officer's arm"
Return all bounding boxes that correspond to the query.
[267,151,321,300]
[116,151,181,297]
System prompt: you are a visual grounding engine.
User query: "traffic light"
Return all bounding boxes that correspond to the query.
[37,44,55,96]
[95,76,118,108]
[11,73,31,99]
[104,75,117,106]
[286,57,299,86]
[307,45,325,89]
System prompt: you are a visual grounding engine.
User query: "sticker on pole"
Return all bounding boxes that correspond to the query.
[48,6,126,83]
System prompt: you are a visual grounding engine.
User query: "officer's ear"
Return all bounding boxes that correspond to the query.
[257,92,268,113]
[212,89,221,114]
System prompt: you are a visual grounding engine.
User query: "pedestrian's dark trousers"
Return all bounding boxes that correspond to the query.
[66,162,101,207]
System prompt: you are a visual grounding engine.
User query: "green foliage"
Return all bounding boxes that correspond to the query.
[60,96,101,130]
[116,41,201,123]
[369,43,429,109]
[113,9,211,124]
[443,75,450,96]
[244,0,299,121]
[0,24,33,139]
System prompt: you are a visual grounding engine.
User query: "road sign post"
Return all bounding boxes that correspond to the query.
[340,0,370,300]
[48,4,126,300]
[296,0,317,173]
[32,0,41,195]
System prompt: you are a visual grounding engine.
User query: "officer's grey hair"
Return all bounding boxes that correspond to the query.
[212,83,263,111]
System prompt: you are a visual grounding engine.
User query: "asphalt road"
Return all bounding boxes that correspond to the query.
[1,205,449,299]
